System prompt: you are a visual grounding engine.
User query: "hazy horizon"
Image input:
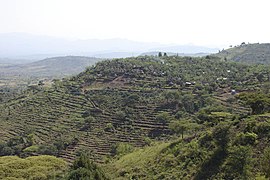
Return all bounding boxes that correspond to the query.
[1,0,270,48]
[0,32,220,61]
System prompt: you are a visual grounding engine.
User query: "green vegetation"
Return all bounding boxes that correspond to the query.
[1,49,270,179]
[216,43,270,64]
[238,92,270,114]
[105,116,270,179]
[0,155,68,179]
[67,153,107,180]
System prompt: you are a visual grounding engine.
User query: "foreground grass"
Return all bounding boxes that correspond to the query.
[0,155,68,180]
[104,142,170,179]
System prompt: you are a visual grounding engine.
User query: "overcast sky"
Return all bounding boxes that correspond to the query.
[1,0,270,48]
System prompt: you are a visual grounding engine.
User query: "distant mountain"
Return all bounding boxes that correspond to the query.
[215,43,270,64]
[0,58,36,65]
[0,33,219,61]
[0,56,101,78]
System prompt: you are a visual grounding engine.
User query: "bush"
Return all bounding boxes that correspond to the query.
[38,145,58,156]
[1,146,15,156]
[0,155,67,179]
[156,112,172,124]
[235,132,257,146]
[255,122,270,138]
[212,123,230,149]
[110,143,134,156]
[23,145,40,153]
[223,146,253,179]
[67,153,107,180]
[169,120,189,138]
[238,92,270,114]
[261,147,270,178]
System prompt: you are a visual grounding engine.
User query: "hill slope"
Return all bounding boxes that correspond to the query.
[105,113,270,179]
[1,56,270,179]
[0,56,100,77]
[0,56,101,88]
[22,56,101,77]
[215,43,270,64]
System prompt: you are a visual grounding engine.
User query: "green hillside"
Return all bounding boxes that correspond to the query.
[215,43,270,64]
[104,112,270,179]
[1,55,270,179]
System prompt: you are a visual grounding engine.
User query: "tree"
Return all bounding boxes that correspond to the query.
[163,91,180,103]
[158,52,162,57]
[156,112,171,124]
[234,132,257,146]
[84,116,95,131]
[67,153,107,180]
[0,146,14,156]
[169,119,200,138]
[169,120,188,139]
[110,142,134,156]
[238,92,270,114]
[257,73,264,83]
[223,146,252,179]
[38,80,45,86]
[124,94,140,106]
[212,123,230,149]
[261,147,270,178]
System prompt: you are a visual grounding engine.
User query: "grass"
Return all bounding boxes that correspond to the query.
[0,155,68,179]
[23,145,40,153]
[104,142,170,179]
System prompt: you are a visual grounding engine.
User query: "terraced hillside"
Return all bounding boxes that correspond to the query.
[0,87,172,163]
[1,55,270,165]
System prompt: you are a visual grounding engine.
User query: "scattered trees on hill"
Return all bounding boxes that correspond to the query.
[238,92,270,114]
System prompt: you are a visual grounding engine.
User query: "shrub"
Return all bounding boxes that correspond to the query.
[255,122,270,138]
[223,146,253,179]
[261,147,270,178]
[0,155,67,179]
[156,112,171,124]
[67,153,107,180]
[235,132,258,146]
[110,143,134,156]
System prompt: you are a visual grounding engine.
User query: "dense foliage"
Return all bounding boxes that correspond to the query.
[67,153,107,180]
[1,53,270,179]
[0,155,68,179]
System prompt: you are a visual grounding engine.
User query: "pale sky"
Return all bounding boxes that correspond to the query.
[1,0,270,47]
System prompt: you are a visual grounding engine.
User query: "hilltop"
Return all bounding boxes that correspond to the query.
[215,43,270,64]
[1,55,270,179]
